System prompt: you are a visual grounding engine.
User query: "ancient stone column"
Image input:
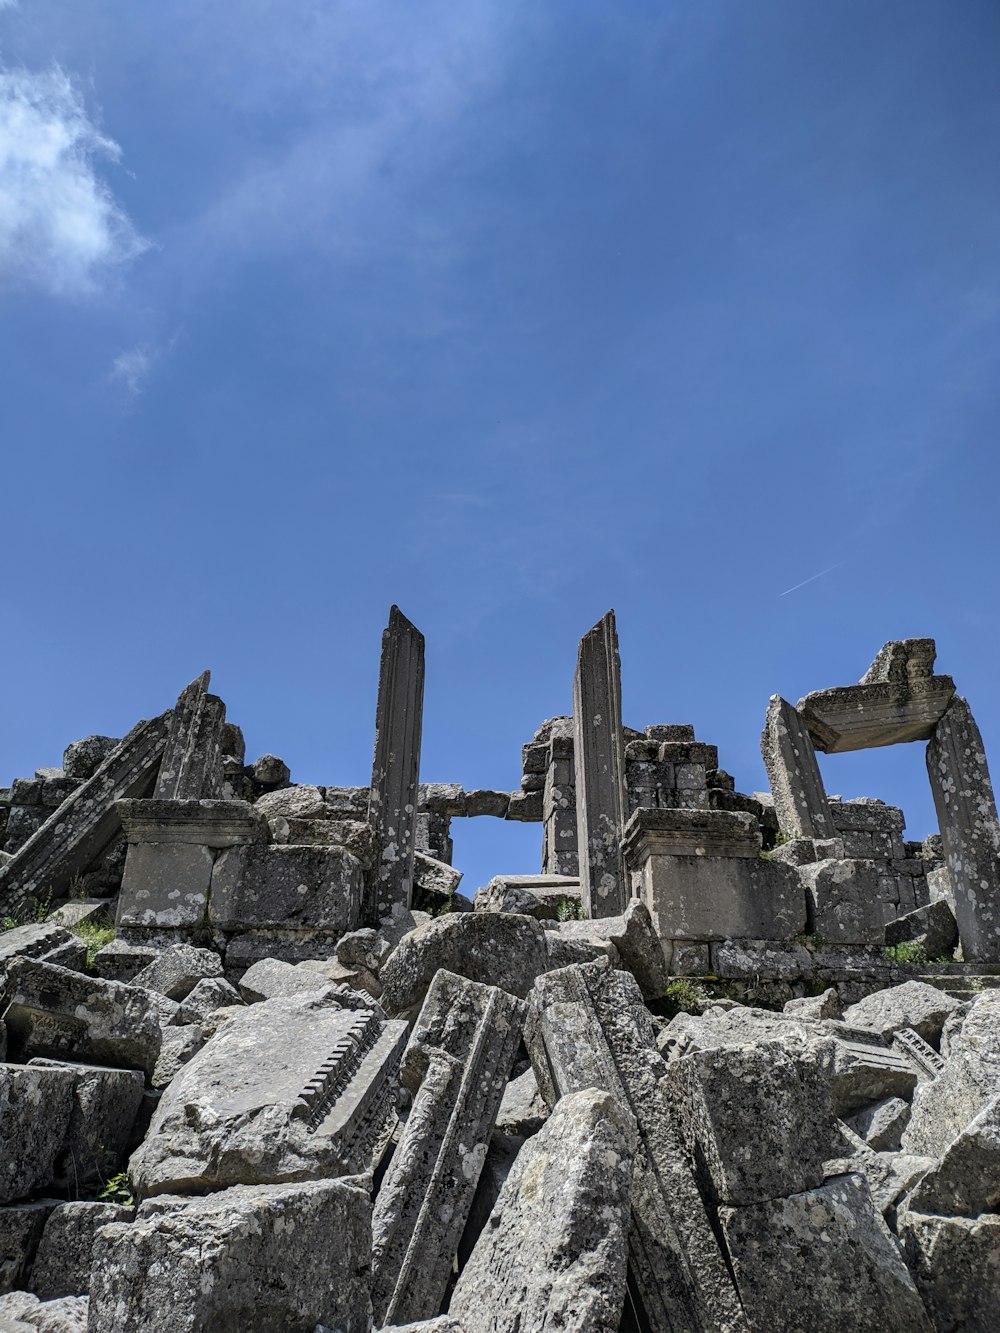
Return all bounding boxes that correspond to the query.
[926,696,1000,962]
[367,606,425,924]
[760,695,834,840]
[154,671,226,801]
[573,611,628,918]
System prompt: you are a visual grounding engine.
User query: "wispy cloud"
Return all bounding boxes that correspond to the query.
[0,64,147,296]
[108,332,178,400]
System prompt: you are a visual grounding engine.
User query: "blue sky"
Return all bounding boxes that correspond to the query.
[2,1,999,892]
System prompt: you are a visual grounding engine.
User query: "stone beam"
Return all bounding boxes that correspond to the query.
[0,712,172,919]
[760,695,834,840]
[371,969,525,1326]
[154,671,226,801]
[367,606,425,924]
[926,696,1000,962]
[573,611,628,918]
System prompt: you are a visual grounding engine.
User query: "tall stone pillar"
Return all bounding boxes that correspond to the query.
[760,695,834,841]
[926,696,1000,962]
[542,730,578,876]
[154,671,226,801]
[367,606,425,924]
[573,611,628,918]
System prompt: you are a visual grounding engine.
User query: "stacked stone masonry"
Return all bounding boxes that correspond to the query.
[1,620,999,1329]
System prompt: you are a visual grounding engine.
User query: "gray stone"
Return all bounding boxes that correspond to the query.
[61,737,119,781]
[295,957,383,1000]
[150,1024,205,1089]
[368,605,425,923]
[784,987,842,1020]
[899,1210,1000,1331]
[130,943,223,1000]
[664,1040,834,1206]
[0,1065,76,1203]
[824,1148,934,1218]
[174,975,243,1025]
[713,938,813,981]
[842,980,960,1046]
[43,901,107,931]
[237,956,334,1002]
[30,1203,130,1300]
[412,850,462,898]
[494,1066,548,1137]
[253,785,326,821]
[153,672,226,802]
[371,971,525,1326]
[449,1089,636,1333]
[250,753,290,785]
[463,790,510,819]
[129,990,407,1196]
[847,1096,910,1151]
[0,1291,89,1331]
[545,899,667,1000]
[760,695,835,841]
[798,859,894,945]
[473,874,581,921]
[89,1178,371,1333]
[26,1059,145,1188]
[210,844,363,934]
[907,1091,1000,1216]
[0,1201,59,1294]
[527,959,746,1333]
[0,924,86,973]
[379,912,549,1015]
[2,960,162,1078]
[336,927,392,973]
[573,611,628,918]
[720,1175,931,1331]
[90,938,157,983]
[0,713,172,920]
[885,899,958,958]
[902,990,1000,1156]
[927,696,1000,963]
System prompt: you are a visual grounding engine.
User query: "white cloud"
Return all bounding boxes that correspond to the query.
[0,64,147,296]
[109,344,154,397]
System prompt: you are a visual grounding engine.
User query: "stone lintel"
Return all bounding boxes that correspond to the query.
[797,676,955,753]
[116,799,266,848]
[623,807,760,865]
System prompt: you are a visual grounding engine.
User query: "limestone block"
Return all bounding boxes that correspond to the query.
[26,1059,145,1187]
[0,1201,59,1293]
[903,990,1000,1156]
[237,956,334,1002]
[884,899,958,958]
[0,1065,76,1203]
[847,1096,910,1151]
[153,672,226,802]
[129,991,407,1196]
[473,875,581,920]
[379,913,549,1015]
[371,971,526,1326]
[0,924,86,973]
[544,899,667,1000]
[116,842,214,931]
[720,1175,931,1332]
[90,939,157,983]
[784,987,842,1019]
[760,695,834,840]
[907,1092,1000,1216]
[712,938,813,980]
[842,981,960,1046]
[671,941,709,975]
[220,928,347,975]
[527,959,746,1333]
[412,850,462,899]
[0,1290,89,1330]
[798,858,897,945]
[150,1025,205,1089]
[664,1041,833,1206]
[495,1066,548,1137]
[62,737,119,780]
[449,1089,636,1333]
[209,844,362,933]
[173,975,242,1025]
[253,785,327,821]
[130,943,223,1000]
[542,929,619,972]
[899,1210,1000,1332]
[89,1178,371,1333]
[824,1149,934,1218]
[30,1203,131,1300]
[2,960,162,1078]
[797,661,955,753]
[296,957,383,1000]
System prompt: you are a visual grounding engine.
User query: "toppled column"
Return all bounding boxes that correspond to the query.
[760,695,834,840]
[926,696,1000,962]
[573,611,628,917]
[527,958,747,1333]
[371,969,525,1326]
[0,712,172,918]
[153,671,226,800]
[449,1088,637,1333]
[368,606,425,923]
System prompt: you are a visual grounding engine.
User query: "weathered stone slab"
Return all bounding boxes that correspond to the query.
[150,1025,205,1089]
[0,923,86,973]
[2,960,162,1078]
[412,850,462,899]
[761,695,835,840]
[544,899,667,999]
[379,912,549,1015]
[903,990,1000,1156]
[847,1096,910,1151]
[90,938,157,983]
[368,606,425,923]
[449,1088,636,1333]
[664,1040,833,1206]
[172,975,242,1025]
[130,943,223,1000]
[27,1058,145,1187]
[30,1203,131,1300]
[899,1210,1000,1331]
[0,1201,59,1294]
[842,981,960,1046]
[237,956,334,1002]
[153,672,226,801]
[907,1091,1000,1216]
[0,1290,89,1330]
[495,1065,548,1137]
[209,844,363,934]
[573,611,628,918]
[473,874,581,920]
[371,970,525,1326]
[0,713,172,919]
[927,696,1000,962]
[721,1175,930,1331]
[885,898,958,958]
[527,959,746,1333]
[62,736,119,780]
[89,1178,371,1333]
[129,990,406,1196]
[0,1065,76,1204]
[798,859,895,945]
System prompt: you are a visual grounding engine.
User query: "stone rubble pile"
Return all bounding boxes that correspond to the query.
[1,613,1000,1330]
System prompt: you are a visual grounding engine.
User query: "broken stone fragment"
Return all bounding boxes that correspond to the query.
[253,784,326,821]
[150,1025,205,1090]
[847,1096,911,1152]
[26,1058,145,1188]
[473,874,582,920]
[760,695,834,841]
[237,956,336,1002]
[130,943,223,1000]
[898,1209,1000,1331]
[884,899,958,959]
[250,753,291,786]
[61,736,120,780]
[129,989,407,1196]
[720,1174,932,1331]
[29,1202,131,1300]
[902,989,1000,1156]
[449,1088,637,1333]
[371,970,526,1327]
[494,1065,548,1137]
[842,980,961,1047]
[0,1065,76,1204]
[90,939,158,983]
[0,1290,89,1331]
[1,959,163,1079]
[412,849,462,898]
[0,1200,59,1294]
[173,975,242,1025]
[153,672,226,802]
[0,923,87,974]
[907,1091,1000,1217]
[543,898,668,1000]
[783,986,842,1020]
[89,1178,372,1333]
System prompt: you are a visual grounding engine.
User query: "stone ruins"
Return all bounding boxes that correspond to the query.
[0,610,999,1330]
